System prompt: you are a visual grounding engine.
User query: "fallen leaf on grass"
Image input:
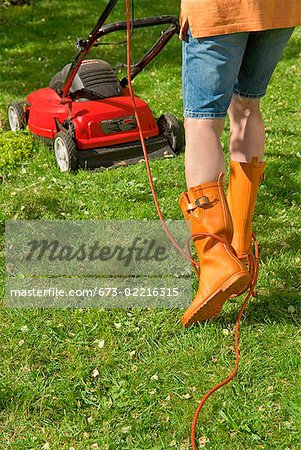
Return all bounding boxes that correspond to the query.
[182,393,192,399]
[98,340,105,349]
[198,436,209,447]
[92,368,99,378]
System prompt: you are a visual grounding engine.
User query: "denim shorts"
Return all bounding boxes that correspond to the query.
[182,26,294,118]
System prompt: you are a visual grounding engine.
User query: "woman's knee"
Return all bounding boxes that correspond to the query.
[184,117,225,137]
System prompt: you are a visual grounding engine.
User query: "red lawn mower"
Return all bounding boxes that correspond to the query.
[8,0,183,171]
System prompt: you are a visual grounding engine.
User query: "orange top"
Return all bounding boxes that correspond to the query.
[179,0,301,40]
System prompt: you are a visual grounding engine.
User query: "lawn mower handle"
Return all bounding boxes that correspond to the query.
[62,0,179,97]
[95,16,180,87]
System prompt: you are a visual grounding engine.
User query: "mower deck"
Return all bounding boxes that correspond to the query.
[77,134,175,169]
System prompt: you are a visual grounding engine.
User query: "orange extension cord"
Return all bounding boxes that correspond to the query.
[124,1,259,448]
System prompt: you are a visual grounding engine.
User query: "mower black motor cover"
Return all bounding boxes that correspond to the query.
[49,59,123,101]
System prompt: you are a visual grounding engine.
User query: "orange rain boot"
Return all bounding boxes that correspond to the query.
[179,174,251,326]
[227,157,266,261]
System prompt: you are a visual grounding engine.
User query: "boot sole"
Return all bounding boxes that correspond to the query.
[182,271,250,327]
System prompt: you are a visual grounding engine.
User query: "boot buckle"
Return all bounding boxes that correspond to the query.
[195,196,210,208]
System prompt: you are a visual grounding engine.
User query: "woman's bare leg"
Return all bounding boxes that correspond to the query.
[228,95,265,162]
[184,117,226,188]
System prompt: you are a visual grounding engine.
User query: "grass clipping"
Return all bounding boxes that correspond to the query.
[0,131,34,175]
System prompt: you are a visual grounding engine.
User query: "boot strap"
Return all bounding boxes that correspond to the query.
[182,192,196,212]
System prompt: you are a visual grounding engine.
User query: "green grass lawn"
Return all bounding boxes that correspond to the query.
[0,1,300,449]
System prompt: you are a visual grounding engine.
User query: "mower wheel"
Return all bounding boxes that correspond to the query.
[53,132,78,172]
[7,102,27,132]
[157,113,184,155]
